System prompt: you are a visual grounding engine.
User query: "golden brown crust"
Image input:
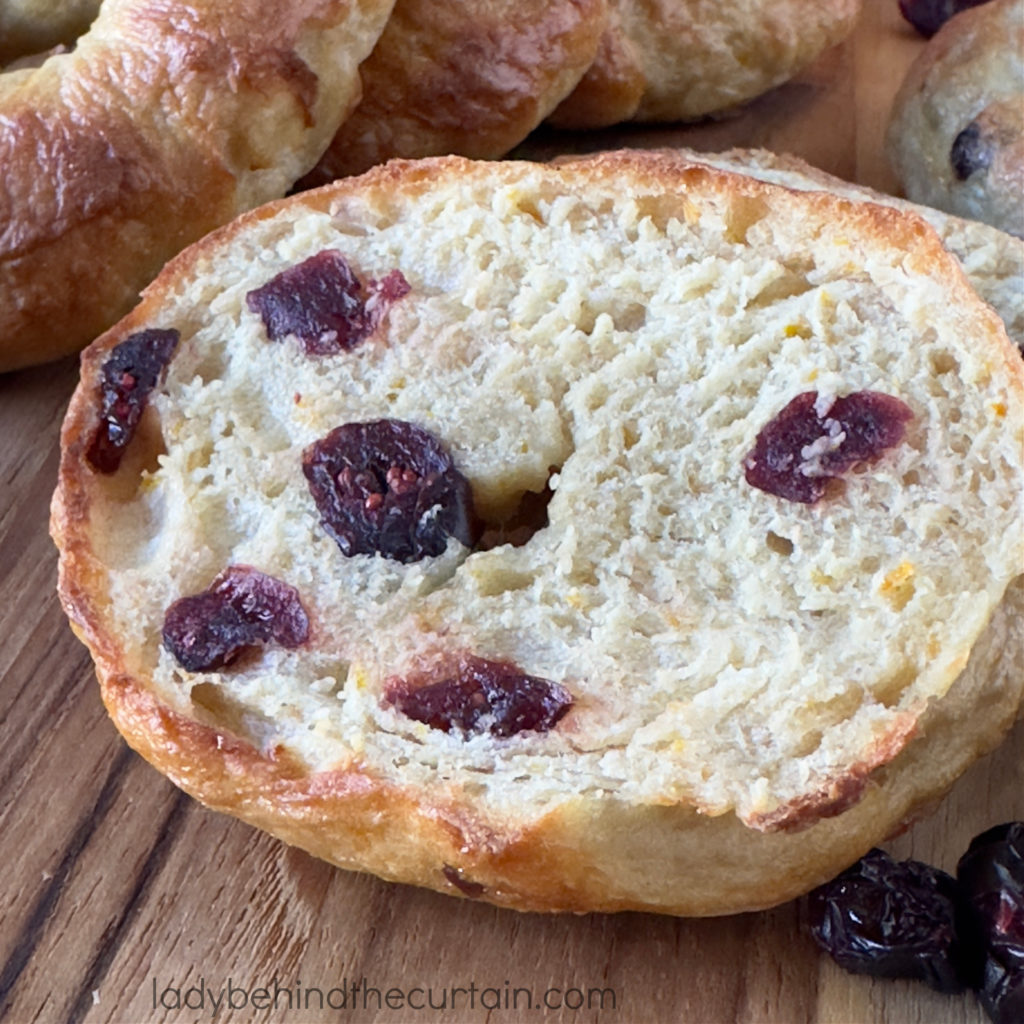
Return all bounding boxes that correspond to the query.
[662,145,1024,350]
[0,0,396,372]
[546,4,644,129]
[548,0,862,128]
[301,0,607,185]
[58,584,1024,916]
[51,152,1024,916]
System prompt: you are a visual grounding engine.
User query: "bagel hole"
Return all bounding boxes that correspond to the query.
[475,467,559,551]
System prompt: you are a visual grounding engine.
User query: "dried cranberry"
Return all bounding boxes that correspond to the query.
[808,848,968,994]
[898,0,992,37]
[957,823,1024,1023]
[162,565,309,672]
[744,391,913,503]
[245,249,409,356]
[442,865,487,898]
[302,419,479,562]
[86,329,179,473]
[951,121,994,181]
[385,654,573,738]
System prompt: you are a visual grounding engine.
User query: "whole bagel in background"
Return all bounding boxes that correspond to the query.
[301,0,608,187]
[548,0,863,129]
[0,0,396,373]
[52,152,1024,916]
[887,0,1024,237]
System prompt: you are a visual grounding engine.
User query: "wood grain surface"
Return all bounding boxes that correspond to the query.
[2,2,1022,1022]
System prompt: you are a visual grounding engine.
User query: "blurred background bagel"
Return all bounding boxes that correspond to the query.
[301,0,608,186]
[548,0,863,128]
[887,0,1024,237]
[0,0,98,66]
[0,0,396,372]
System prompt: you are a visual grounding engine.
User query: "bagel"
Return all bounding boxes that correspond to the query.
[543,1,645,130]
[548,0,863,129]
[300,0,608,187]
[887,0,1024,238]
[52,152,1024,916]
[670,146,1024,352]
[0,0,396,372]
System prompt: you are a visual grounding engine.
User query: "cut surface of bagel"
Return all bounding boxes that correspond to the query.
[661,146,1024,352]
[52,152,1024,915]
[0,0,396,372]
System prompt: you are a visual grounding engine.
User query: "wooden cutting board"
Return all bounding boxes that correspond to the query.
[2,2,1021,1021]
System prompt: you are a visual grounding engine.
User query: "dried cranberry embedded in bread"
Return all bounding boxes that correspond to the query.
[386,654,573,738]
[245,249,409,356]
[808,847,968,994]
[303,419,480,562]
[744,391,913,504]
[897,0,993,37]
[951,121,995,181]
[86,328,179,473]
[163,565,310,672]
[442,865,487,898]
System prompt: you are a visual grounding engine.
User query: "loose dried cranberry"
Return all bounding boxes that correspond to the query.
[245,249,409,356]
[744,391,913,503]
[86,328,179,473]
[303,419,479,562]
[386,654,573,738]
[957,823,1024,1023]
[951,121,994,181]
[808,848,968,994]
[898,0,992,37]
[162,565,309,672]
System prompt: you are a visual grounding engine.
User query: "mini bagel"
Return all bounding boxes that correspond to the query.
[887,0,1024,237]
[0,0,396,372]
[548,0,862,129]
[301,0,608,187]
